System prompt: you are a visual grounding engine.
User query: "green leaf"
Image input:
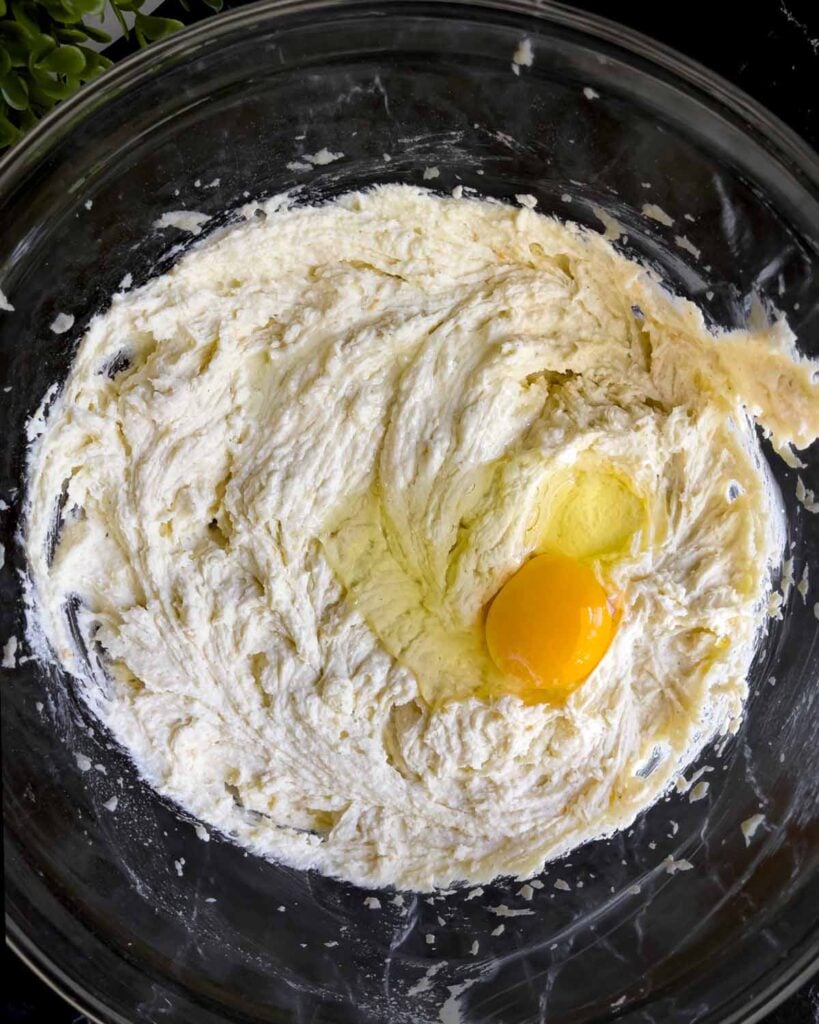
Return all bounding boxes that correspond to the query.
[133,11,183,44]
[200,0,223,10]
[78,45,111,78]
[10,1,41,34]
[28,31,57,63]
[30,66,77,99]
[78,20,110,42]
[35,42,86,74]
[0,108,22,146]
[0,0,7,16]
[18,102,37,127]
[82,60,104,81]
[26,77,57,108]
[2,40,30,66]
[0,49,10,77]
[56,26,89,41]
[0,69,29,109]
[0,23,34,65]
[79,45,111,65]
[49,0,105,24]
[44,0,84,24]
[72,0,105,15]
[39,0,70,20]
[108,0,128,34]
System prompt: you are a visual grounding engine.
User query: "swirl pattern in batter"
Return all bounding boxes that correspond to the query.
[25,186,819,889]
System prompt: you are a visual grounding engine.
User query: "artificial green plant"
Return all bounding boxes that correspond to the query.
[0,0,221,147]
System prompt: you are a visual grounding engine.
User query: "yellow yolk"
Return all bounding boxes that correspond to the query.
[485,552,614,703]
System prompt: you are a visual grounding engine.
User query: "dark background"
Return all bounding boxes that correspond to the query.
[4,0,819,1021]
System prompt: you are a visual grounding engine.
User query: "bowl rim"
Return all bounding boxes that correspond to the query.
[3,1,818,1022]
[1,0,817,192]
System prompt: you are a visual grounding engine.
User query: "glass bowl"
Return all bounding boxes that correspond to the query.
[2,2,818,1022]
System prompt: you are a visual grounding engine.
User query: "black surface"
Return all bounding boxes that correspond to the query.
[3,0,818,1021]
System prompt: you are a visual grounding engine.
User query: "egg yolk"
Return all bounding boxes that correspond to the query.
[485,553,614,703]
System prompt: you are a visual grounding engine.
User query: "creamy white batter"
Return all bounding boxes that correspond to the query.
[25,186,819,889]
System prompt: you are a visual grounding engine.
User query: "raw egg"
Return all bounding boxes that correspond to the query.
[485,552,614,703]
[539,467,645,561]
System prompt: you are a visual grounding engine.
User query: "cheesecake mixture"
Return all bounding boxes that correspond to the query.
[25,186,819,889]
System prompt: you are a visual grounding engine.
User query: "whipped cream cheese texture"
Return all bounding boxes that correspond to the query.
[25,186,819,889]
